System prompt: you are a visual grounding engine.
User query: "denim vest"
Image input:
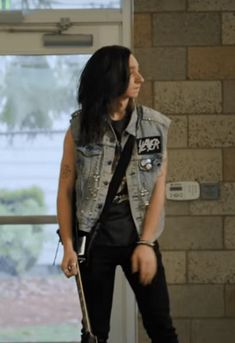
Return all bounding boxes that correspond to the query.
[70,105,171,240]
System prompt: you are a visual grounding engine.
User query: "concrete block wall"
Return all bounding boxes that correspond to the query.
[134,1,235,342]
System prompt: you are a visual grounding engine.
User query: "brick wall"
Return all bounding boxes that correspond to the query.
[134,1,235,342]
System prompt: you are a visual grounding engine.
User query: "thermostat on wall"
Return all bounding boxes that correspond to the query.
[166,181,200,201]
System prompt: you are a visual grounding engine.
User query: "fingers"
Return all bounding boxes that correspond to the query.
[139,264,156,285]
[131,246,157,286]
[62,261,78,278]
[131,254,139,274]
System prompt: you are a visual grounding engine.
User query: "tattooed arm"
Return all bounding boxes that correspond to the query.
[57,128,77,277]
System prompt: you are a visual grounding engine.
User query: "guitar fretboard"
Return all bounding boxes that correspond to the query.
[75,260,97,342]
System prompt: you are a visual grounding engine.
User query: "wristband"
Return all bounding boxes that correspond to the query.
[137,239,155,248]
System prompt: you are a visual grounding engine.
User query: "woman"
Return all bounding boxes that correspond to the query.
[57,45,178,343]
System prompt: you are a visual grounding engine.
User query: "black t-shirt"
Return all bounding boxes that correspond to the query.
[95,114,138,246]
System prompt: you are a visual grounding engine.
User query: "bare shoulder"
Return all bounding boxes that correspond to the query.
[62,127,76,156]
[64,127,73,145]
[60,128,76,180]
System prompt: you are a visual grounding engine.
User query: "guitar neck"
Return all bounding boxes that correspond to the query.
[75,262,92,333]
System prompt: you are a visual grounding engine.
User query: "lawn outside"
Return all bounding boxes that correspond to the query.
[0,274,82,342]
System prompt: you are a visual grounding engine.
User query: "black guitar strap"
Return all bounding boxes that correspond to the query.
[99,104,142,220]
[100,135,134,219]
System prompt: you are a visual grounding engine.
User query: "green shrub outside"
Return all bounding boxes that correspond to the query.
[0,187,47,275]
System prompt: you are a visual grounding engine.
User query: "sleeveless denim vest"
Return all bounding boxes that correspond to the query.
[70,105,171,240]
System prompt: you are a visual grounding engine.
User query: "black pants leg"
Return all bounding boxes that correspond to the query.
[79,247,116,343]
[80,244,178,343]
[121,242,178,343]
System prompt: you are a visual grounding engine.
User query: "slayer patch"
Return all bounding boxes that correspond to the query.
[137,136,162,155]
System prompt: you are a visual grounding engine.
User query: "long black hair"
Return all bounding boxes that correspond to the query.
[77,45,132,145]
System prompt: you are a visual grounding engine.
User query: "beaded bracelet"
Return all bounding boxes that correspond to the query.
[137,239,155,248]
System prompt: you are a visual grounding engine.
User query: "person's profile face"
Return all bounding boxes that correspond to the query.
[124,54,144,99]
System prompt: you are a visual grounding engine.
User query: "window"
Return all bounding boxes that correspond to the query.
[0,54,89,343]
[0,0,121,9]
[0,224,82,343]
[0,54,89,216]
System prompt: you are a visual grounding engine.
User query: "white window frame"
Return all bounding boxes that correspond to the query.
[0,0,132,54]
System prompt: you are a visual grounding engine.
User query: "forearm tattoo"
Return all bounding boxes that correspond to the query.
[61,164,72,179]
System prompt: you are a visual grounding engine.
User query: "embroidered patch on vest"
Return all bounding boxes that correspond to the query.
[137,136,162,155]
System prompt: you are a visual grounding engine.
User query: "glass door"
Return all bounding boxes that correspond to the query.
[0,54,90,343]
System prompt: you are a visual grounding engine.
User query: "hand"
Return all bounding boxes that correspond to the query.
[131,245,157,285]
[61,249,78,278]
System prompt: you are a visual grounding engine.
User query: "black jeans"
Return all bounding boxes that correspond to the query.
[80,242,178,343]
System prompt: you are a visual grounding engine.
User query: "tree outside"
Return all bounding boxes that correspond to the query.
[0,55,84,132]
[0,187,46,275]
